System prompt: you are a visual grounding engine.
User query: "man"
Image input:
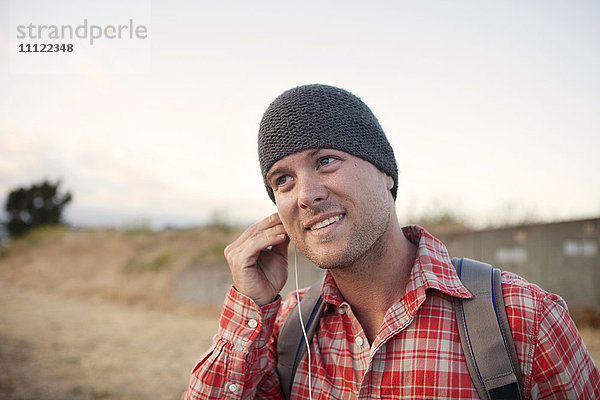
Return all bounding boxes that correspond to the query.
[183,84,599,399]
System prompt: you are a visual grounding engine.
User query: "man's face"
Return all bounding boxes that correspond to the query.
[266,148,395,269]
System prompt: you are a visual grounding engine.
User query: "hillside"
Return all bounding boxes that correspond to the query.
[0,226,239,311]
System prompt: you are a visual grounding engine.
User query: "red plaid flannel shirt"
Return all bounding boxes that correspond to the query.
[183,225,600,399]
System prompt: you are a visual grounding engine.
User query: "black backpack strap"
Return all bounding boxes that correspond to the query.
[276,280,326,400]
[452,257,524,400]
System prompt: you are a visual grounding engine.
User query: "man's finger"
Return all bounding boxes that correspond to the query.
[237,213,282,242]
[226,222,286,268]
[271,235,290,259]
[245,223,286,251]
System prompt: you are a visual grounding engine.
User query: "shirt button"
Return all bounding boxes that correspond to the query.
[228,383,239,393]
[248,318,258,329]
[337,307,346,314]
[355,336,364,346]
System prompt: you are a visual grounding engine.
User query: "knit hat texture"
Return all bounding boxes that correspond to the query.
[258,83,398,202]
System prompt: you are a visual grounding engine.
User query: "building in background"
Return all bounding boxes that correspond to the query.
[436,217,600,311]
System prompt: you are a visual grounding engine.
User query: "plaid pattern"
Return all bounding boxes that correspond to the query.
[183,225,600,399]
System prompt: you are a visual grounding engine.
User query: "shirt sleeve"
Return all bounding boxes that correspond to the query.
[530,292,600,399]
[181,286,285,400]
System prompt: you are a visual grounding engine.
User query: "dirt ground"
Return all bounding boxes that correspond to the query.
[2,281,599,400]
[0,282,219,400]
[580,326,600,370]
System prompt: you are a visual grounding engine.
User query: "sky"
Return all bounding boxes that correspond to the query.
[1,0,599,229]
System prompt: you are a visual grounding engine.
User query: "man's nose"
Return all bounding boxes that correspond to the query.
[297,174,328,209]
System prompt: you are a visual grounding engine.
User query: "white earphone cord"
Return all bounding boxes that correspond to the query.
[294,245,313,400]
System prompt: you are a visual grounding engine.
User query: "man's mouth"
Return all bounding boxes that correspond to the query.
[307,214,345,231]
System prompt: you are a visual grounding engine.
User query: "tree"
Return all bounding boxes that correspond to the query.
[4,180,73,237]
[407,198,472,236]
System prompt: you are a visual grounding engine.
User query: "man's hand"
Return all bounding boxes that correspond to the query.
[224,213,289,306]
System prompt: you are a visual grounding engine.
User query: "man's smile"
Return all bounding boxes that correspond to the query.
[305,213,345,231]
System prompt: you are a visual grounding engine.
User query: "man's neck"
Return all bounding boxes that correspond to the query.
[330,222,418,343]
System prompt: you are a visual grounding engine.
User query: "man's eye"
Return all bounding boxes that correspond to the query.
[319,157,336,167]
[276,175,293,186]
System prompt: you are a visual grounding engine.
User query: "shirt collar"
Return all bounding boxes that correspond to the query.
[321,225,472,310]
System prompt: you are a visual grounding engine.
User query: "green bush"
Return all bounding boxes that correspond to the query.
[4,180,72,237]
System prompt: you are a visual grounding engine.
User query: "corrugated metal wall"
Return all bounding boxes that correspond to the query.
[437,218,600,309]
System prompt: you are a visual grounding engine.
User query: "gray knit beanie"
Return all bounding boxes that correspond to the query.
[258,84,398,202]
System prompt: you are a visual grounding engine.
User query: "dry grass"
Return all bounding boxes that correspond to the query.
[0,225,239,312]
[0,282,221,399]
[580,328,600,366]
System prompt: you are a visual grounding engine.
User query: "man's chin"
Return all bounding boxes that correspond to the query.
[293,236,358,269]
[302,247,351,270]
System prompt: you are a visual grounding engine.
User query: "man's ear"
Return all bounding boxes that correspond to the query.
[385,174,394,191]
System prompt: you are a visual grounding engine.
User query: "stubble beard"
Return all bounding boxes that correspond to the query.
[299,206,392,272]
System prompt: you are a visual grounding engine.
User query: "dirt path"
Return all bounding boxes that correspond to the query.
[0,282,219,400]
[1,280,599,400]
